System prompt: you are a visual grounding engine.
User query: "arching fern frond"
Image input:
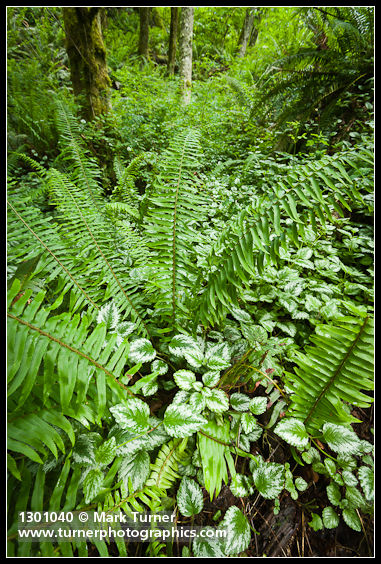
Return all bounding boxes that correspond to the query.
[285,311,374,433]
[7,279,133,443]
[193,143,373,327]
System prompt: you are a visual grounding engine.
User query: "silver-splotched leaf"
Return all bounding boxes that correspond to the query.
[83,468,104,503]
[202,370,220,388]
[230,474,254,497]
[189,391,206,413]
[192,527,226,557]
[274,418,309,449]
[141,377,159,397]
[171,390,191,405]
[240,323,267,344]
[322,423,361,455]
[169,334,204,368]
[249,396,267,415]
[253,462,284,499]
[177,477,204,517]
[163,404,207,438]
[72,433,102,465]
[110,399,150,433]
[109,418,168,456]
[358,465,374,501]
[219,506,251,555]
[173,369,196,391]
[230,393,251,412]
[204,342,231,370]
[95,436,117,467]
[116,320,136,338]
[97,301,119,330]
[204,388,229,413]
[118,450,150,493]
[151,359,168,375]
[128,338,156,364]
[230,306,251,322]
[241,413,258,434]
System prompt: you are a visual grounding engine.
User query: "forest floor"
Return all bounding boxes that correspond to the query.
[193,401,374,558]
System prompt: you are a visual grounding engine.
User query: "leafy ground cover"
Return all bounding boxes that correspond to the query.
[7,7,373,558]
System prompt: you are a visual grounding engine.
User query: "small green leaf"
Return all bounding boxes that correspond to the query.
[326,482,341,506]
[110,399,150,434]
[322,423,361,455]
[163,404,207,438]
[249,396,267,415]
[83,468,104,503]
[173,369,196,391]
[322,506,340,529]
[295,477,308,492]
[274,418,309,449]
[219,506,251,556]
[128,338,156,364]
[342,508,362,532]
[95,437,117,467]
[308,513,323,531]
[177,477,204,517]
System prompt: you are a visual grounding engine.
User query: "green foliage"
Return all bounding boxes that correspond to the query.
[7,6,373,558]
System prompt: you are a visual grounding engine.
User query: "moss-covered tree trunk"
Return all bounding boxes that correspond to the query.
[167,7,179,76]
[179,7,194,105]
[138,7,150,58]
[62,7,111,121]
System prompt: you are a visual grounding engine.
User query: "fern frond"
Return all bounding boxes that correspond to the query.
[143,128,206,326]
[7,279,132,437]
[285,313,374,433]
[146,438,184,490]
[194,144,373,327]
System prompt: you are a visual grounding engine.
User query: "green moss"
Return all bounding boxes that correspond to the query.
[63,7,111,121]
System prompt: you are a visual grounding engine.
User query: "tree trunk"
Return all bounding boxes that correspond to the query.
[167,7,179,76]
[138,7,150,58]
[178,7,194,105]
[62,7,111,121]
[237,8,255,58]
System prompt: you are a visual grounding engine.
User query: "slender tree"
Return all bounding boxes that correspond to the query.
[167,7,179,76]
[138,7,150,58]
[237,7,255,58]
[62,7,111,121]
[178,7,194,105]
